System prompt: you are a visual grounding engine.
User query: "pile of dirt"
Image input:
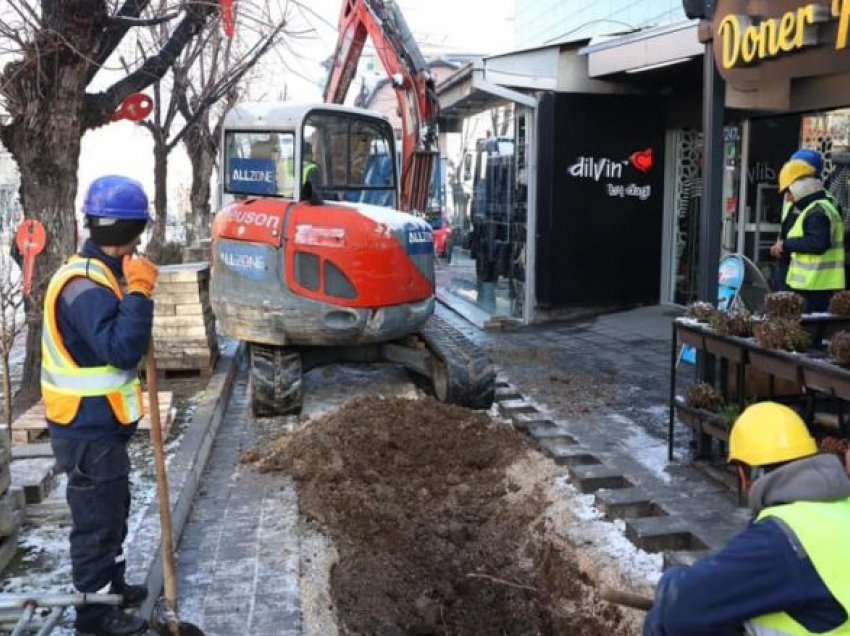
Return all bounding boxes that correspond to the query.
[244,396,634,635]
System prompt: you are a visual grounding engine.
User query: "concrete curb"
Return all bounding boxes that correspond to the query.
[125,339,246,622]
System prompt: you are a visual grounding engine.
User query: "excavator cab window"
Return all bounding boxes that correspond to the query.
[223,131,296,198]
[302,111,398,209]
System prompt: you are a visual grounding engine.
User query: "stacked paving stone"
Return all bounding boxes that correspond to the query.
[153,263,218,375]
[0,434,22,572]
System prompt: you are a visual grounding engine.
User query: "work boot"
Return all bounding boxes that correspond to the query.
[75,607,149,636]
[111,582,148,608]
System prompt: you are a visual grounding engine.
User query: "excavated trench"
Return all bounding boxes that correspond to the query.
[243,396,642,635]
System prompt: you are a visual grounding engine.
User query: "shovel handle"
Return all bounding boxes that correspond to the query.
[600,586,654,612]
[146,344,179,616]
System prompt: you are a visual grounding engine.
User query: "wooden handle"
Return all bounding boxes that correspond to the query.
[145,343,179,617]
[599,586,654,612]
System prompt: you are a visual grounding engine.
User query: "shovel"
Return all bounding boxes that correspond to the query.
[145,344,205,636]
[599,586,654,612]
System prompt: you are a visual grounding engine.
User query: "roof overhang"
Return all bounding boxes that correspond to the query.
[437,60,539,131]
[580,20,703,77]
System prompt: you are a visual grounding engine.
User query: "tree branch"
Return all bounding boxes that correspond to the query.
[109,11,181,27]
[83,1,217,129]
[85,0,152,84]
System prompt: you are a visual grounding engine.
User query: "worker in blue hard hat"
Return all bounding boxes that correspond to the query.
[45,175,158,635]
[769,155,845,311]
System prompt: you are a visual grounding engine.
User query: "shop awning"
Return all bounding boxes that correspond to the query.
[579,20,702,77]
[437,59,540,131]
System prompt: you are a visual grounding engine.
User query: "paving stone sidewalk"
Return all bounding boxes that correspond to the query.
[173,369,302,636]
[437,303,750,551]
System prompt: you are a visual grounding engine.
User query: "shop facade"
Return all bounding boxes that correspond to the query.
[689,0,850,305]
[436,26,705,325]
[433,2,850,325]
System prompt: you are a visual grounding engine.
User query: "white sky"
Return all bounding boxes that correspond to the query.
[78,0,516,216]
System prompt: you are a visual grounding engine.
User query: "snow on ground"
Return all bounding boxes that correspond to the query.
[609,412,672,484]
[551,475,664,588]
[0,394,200,634]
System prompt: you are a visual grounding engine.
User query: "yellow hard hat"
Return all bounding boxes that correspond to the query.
[729,401,817,466]
[778,159,816,193]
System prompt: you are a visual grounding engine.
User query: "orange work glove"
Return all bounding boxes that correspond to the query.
[123,255,159,298]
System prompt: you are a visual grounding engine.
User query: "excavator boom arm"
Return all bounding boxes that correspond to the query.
[323,0,439,212]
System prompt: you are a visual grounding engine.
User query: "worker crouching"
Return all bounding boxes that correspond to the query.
[644,401,850,635]
[770,157,845,312]
[45,175,159,636]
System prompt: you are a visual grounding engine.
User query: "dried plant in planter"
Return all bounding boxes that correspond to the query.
[763,291,806,319]
[829,331,850,365]
[709,308,753,337]
[684,301,718,322]
[685,382,724,412]
[829,291,850,316]
[753,318,812,351]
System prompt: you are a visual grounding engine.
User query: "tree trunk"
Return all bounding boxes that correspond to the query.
[147,133,168,262]
[187,144,215,243]
[1,355,11,433]
[4,70,86,410]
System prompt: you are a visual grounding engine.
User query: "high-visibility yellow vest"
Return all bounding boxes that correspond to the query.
[41,256,144,426]
[786,198,845,291]
[745,499,850,635]
[303,161,319,185]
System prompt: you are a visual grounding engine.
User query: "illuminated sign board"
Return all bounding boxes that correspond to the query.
[711,0,850,83]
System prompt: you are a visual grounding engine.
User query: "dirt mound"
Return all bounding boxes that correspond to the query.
[244,396,635,635]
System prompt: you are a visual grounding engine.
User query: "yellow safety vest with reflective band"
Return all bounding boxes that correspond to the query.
[745,499,850,635]
[41,256,144,426]
[786,198,845,291]
[303,162,318,185]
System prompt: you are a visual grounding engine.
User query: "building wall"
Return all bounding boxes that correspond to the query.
[514,0,685,49]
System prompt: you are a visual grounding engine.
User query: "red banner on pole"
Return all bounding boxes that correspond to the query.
[15,219,47,296]
[222,0,236,38]
[111,93,153,123]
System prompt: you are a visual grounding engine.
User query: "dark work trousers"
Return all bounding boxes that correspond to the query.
[51,438,131,624]
[799,289,834,313]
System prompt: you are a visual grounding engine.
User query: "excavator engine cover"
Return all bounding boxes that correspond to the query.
[211,196,436,347]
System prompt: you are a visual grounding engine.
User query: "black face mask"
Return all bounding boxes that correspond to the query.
[86,218,148,247]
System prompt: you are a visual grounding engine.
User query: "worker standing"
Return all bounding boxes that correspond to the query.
[644,402,850,635]
[44,175,158,636]
[770,156,845,312]
[771,151,825,291]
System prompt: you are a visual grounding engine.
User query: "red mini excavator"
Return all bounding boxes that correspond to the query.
[209,0,495,416]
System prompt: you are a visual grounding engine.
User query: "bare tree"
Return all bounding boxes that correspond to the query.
[0,247,24,440]
[134,0,286,257]
[0,1,221,407]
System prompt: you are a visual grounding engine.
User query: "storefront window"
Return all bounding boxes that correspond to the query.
[438,106,526,321]
[801,108,850,214]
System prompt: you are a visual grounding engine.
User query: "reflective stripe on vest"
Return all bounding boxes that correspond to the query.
[786,198,846,291]
[41,256,144,426]
[744,498,850,635]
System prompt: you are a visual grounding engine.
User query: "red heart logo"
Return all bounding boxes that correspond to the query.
[630,148,654,173]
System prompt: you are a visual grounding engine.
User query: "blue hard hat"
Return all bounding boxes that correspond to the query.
[790,149,824,175]
[82,175,151,221]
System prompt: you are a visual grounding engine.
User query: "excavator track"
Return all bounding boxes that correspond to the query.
[419,315,496,410]
[249,344,303,417]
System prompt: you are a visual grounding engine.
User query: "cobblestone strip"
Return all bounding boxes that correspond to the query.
[493,377,717,557]
[175,369,302,636]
